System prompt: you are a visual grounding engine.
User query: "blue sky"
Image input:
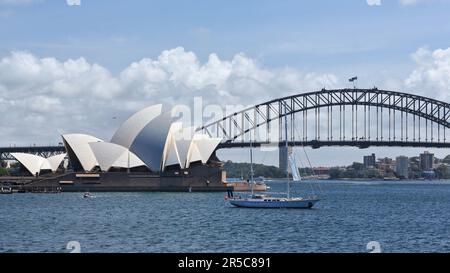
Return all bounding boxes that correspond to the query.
[2,0,450,75]
[1,0,450,166]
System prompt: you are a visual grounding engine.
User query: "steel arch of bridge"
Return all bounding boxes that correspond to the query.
[198,88,450,149]
[0,146,65,160]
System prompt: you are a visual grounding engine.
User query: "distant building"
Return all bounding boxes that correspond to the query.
[395,156,409,179]
[378,157,393,165]
[363,153,376,168]
[313,167,330,175]
[420,151,434,171]
[377,157,395,176]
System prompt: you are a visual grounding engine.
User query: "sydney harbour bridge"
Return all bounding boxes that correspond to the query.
[1,88,450,163]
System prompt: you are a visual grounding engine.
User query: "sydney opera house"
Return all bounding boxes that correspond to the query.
[9,104,229,192]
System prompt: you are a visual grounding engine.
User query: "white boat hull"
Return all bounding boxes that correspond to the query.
[229,198,319,209]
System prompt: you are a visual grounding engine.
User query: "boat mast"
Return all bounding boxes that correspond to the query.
[250,129,255,196]
[284,103,290,198]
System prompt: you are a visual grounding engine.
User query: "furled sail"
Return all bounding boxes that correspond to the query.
[288,154,302,181]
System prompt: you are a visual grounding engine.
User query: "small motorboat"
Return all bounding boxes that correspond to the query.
[83,192,93,198]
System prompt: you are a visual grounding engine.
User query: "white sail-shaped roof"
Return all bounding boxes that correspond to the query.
[185,140,203,169]
[11,153,51,177]
[41,159,52,171]
[161,122,183,170]
[185,134,221,168]
[62,134,103,171]
[171,126,196,169]
[194,135,222,163]
[112,149,146,169]
[59,104,221,173]
[111,104,162,149]
[164,140,180,168]
[89,142,145,171]
[47,153,67,172]
[129,110,174,171]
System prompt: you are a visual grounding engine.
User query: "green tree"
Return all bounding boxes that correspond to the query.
[329,168,341,179]
[442,155,450,164]
[435,165,450,179]
[0,160,7,176]
[223,161,285,178]
[351,162,365,171]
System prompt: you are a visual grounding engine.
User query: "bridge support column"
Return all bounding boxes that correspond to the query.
[279,145,291,171]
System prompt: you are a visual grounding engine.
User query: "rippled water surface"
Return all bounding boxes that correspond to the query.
[1,180,450,253]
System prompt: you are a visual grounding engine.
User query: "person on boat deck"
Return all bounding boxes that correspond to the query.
[227,188,234,198]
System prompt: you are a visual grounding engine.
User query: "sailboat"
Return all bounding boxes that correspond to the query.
[228,108,320,209]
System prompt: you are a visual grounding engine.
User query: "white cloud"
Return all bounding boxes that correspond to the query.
[404,47,450,101]
[0,51,120,100]
[367,0,382,6]
[0,48,339,145]
[66,0,80,6]
[1,46,450,166]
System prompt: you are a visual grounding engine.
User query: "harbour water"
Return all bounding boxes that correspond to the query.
[1,180,450,253]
